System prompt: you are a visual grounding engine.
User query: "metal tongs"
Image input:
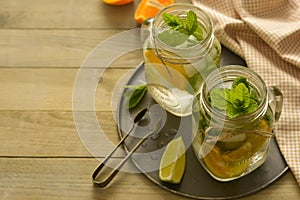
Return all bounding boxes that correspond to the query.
[92,105,166,188]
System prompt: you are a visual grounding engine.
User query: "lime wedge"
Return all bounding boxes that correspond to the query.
[159,136,186,184]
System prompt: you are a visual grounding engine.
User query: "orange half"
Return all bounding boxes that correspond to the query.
[134,0,174,24]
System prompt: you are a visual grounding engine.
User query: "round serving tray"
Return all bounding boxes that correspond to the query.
[116,46,288,199]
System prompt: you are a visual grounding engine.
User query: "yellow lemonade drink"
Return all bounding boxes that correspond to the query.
[192,66,283,181]
[143,4,221,116]
[193,118,272,180]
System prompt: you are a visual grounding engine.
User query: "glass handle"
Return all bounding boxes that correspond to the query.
[140,18,154,43]
[267,86,283,122]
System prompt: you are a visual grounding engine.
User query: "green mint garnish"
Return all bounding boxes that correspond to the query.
[124,84,147,109]
[209,77,259,118]
[160,10,203,46]
[232,76,250,90]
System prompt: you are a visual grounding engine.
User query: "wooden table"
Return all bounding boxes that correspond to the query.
[0,0,300,199]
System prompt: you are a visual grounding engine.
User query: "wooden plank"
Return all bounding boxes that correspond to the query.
[0,0,138,29]
[0,158,188,200]
[0,111,126,157]
[0,68,138,111]
[0,30,143,68]
[0,158,299,200]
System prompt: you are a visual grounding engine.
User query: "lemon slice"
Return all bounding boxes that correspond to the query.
[159,136,186,184]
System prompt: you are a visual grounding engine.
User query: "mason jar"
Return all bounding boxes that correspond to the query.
[192,65,283,181]
[142,3,221,116]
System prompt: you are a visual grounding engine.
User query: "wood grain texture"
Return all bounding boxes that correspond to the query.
[0,0,138,29]
[0,30,143,68]
[0,158,187,200]
[0,0,299,199]
[0,111,125,157]
[0,68,140,111]
[0,158,299,200]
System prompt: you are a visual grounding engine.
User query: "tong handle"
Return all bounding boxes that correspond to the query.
[92,128,150,188]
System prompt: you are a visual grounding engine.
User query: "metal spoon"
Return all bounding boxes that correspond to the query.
[92,107,162,188]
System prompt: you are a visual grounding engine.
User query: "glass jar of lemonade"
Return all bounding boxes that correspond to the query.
[143,4,221,116]
[192,65,283,181]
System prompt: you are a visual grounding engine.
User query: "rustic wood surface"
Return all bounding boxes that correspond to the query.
[0,0,300,199]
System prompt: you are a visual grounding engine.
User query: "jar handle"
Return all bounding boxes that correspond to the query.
[140,18,154,42]
[267,86,283,122]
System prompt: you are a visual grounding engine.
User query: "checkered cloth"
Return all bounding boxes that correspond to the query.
[192,0,300,186]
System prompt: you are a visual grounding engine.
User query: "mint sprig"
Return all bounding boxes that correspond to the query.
[161,10,203,43]
[209,77,259,118]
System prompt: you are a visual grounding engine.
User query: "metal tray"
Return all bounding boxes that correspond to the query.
[116,46,288,199]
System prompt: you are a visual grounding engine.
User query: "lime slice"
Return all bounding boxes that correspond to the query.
[159,136,186,184]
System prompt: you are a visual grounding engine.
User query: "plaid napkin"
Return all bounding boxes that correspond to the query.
[192,0,300,186]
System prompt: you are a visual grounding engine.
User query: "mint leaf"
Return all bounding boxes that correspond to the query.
[193,26,203,41]
[162,13,189,36]
[232,76,250,90]
[210,88,228,110]
[187,73,203,92]
[158,29,188,47]
[162,13,184,30]
[226,102,241,118]
[185,10,198,35]
[244,99,258,114]
[250,90,259,103]
[175,26,190,36]
[124,84,147,109]
[230,83,250,109]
